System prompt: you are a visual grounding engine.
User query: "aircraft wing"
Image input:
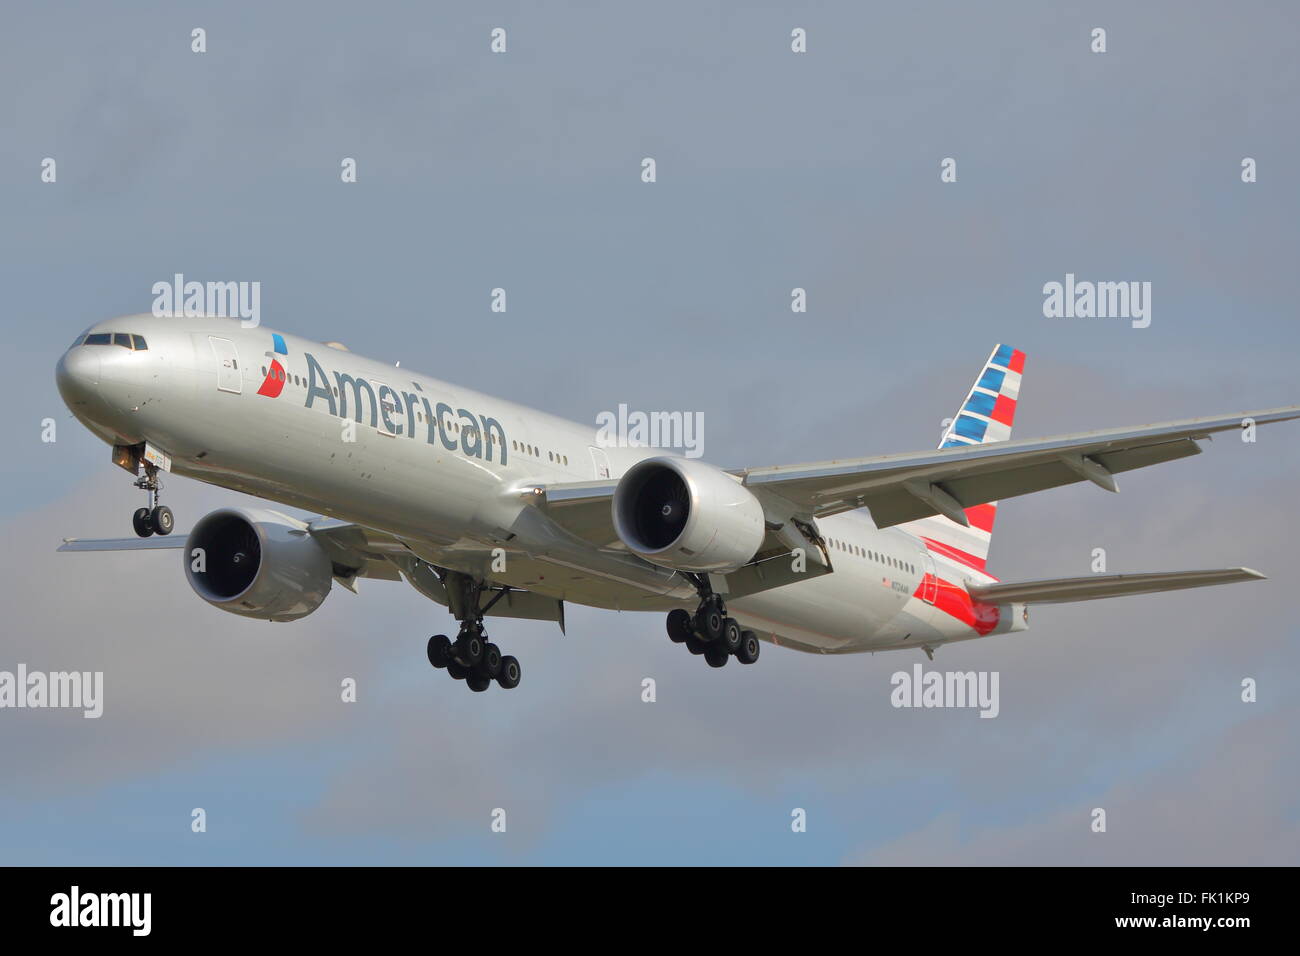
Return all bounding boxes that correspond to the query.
[967,567,1265,605]
[58,519,403,583]
[58,520,564,621]
[58,536,187,551]
[739,406,1300,526]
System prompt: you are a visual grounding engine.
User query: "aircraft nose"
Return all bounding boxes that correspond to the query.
[55,346,101,408]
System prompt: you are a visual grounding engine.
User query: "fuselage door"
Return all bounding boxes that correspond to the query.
[921,550,938,605]
[588,446,611,479]
[208,336,242,394]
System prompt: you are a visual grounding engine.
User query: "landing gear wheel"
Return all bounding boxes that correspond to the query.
[447,662,468,681]
[704,644,729,668]
[737,630,761,665]
[666,608,692,644]
[466,674,491,693]
[695,605,724,642]
[685,636,706,656]
[478,643,502,679]
[132,507,154,538]
[426,634,452,668]
[496,655,521,690]
[455,632,484,667]
[720,617,742,653]
[149,505,174,536]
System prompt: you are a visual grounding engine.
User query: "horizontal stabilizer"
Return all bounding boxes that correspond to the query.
[967,567,1265,605]
[58,536,187,551]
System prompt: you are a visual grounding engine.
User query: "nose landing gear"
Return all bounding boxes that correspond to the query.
[131,463,174,537]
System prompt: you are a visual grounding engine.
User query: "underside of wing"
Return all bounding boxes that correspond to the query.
[967,567,1265,605]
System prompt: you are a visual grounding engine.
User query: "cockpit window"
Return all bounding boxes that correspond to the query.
[82,332,148,350]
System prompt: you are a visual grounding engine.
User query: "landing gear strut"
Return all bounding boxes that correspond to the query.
[425,572,522,693]
[131,462,173,538]
[665,577,761,668]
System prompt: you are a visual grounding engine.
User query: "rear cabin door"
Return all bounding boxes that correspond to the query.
[921,551,938,605]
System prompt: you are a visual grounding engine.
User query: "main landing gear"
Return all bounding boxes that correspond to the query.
[130,462,174,538]
[425,573,521,693]
[665,585,761,669]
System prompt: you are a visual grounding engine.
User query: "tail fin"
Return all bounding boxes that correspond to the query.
[904,344,1026,572]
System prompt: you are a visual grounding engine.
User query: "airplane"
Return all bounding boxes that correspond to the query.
[54,315,1299,693]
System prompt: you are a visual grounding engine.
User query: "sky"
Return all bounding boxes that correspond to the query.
[1,1,1298,865]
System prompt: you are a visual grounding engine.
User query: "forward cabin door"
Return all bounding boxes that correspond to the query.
[208,336,242,394]
[588,446,611,479]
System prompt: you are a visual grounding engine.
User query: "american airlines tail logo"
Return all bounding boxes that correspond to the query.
[256,333,288,397]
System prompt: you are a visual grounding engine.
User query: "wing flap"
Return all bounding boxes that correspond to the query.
[967,567,1265,605]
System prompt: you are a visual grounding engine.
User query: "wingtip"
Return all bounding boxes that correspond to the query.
[1239,567,1267,581]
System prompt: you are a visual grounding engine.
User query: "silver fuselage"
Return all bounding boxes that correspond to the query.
[56,315,1021,654]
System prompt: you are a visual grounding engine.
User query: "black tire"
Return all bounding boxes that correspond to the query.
[704,644,729,668]
[684,636,706,656]
[666,608,692,644]
[479,642,503,678]
[466,674,491,693]
[132,508,153,538]
[447,662,468,681]
[496,655,521,689]
[150,505,174,536]
[455,632,484,667]
[720,617,742,653]
[694,606,724,642]
[737,630,761,665]
[426,634,452,668]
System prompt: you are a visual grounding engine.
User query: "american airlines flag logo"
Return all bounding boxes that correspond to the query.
[256,333,289,398]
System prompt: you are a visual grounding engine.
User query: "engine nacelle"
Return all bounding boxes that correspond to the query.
[183,508,333,621]
[612,457,766,573]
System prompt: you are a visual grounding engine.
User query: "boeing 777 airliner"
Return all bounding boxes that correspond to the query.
[54,315,1298,692]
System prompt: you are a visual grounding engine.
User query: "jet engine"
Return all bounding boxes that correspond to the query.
[612,457,766,573]
[183,508,333,621]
